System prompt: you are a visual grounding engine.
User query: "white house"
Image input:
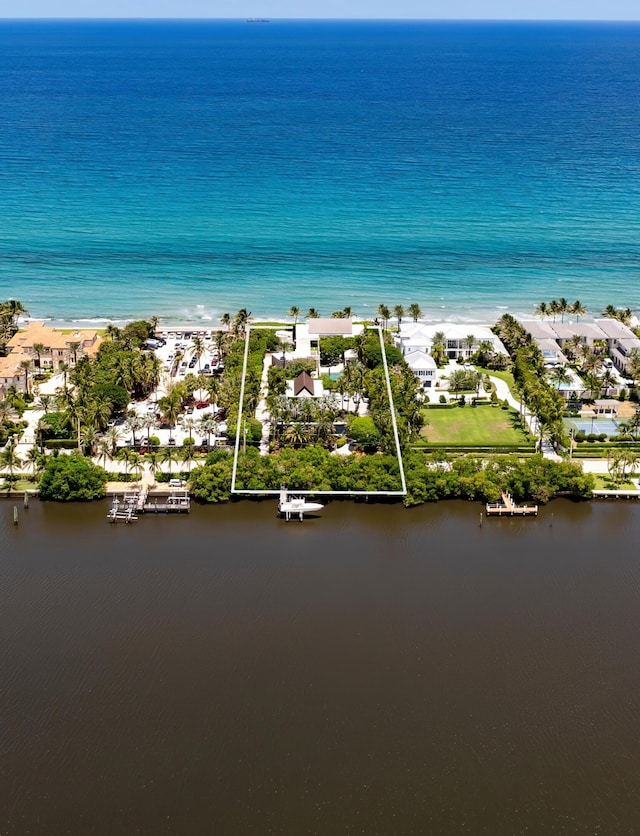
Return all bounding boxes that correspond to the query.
[404,350,438,388]
[396,322,507,361]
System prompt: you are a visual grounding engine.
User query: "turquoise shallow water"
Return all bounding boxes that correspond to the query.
[1,20,639,324]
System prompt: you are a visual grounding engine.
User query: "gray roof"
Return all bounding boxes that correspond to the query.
[593,318,637,339]
[307,318,353,336]
[551,322,607,340]
[518,320,558,339]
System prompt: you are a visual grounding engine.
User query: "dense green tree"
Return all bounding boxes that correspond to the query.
[39,453,107,501]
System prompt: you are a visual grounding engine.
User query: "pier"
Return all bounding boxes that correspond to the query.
[108,487,190,523]
[486,492,538,517]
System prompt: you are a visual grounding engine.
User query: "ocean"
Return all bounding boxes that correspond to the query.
[1,20,640,326]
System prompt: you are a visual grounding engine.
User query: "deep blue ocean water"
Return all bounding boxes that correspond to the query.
[1,20,639,325]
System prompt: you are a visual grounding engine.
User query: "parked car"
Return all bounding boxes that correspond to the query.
[168,478,185,487]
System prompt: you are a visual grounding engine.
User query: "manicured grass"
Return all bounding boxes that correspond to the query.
[420,405,529,445]
[475,366,517,395]
[592,475,637,490]
[1,479,39,491]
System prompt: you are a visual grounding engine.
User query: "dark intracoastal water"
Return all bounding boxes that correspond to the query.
[2,498,640,834]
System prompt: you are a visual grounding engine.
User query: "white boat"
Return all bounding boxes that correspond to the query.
[278,487,324,521]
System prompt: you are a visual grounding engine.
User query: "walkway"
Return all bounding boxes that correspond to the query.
[254,352,273,455]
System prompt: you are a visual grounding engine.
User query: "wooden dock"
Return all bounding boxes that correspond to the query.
[486,492,538,517]
[108,488,190,522]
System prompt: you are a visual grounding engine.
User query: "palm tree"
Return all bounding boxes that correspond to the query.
[97,438,113,470]
[192,335,205,372]
[600,369,617,397]
[377,304,390,330]
[158,386,182,442]
[37,393,53,414]
[25,446,44,480]
[550,365,571,389]
[220,312,231,331]
[129,451,142,481]
[307,308,320,319]
[558,298,569,323]
[19,358,32,396]
[431,331,446,365]
[199,414,218,448]
[534,301,548,320]
[105,426,121,457]
[32,342,45,369]
[161,445,177,475]
[117,446,133,476]
[146,450,160,483]
[181,444,196,474]
[342,306,353,318]
[408,303,422,323]
[394,305,405,328]
[80,424,98,456]
[125,412,143,448]
[283,422,308,447]
[464,334,476,358]
[183,417,197,444]
[288,306,300,325]
[571,300,587,321]
[549,300,560,322]
[0,442,23,487]
[68,341,81,365]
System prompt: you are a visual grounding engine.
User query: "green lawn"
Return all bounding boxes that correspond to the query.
[592,475,638,490]
[1,479,39,491]
[420,405,529,445]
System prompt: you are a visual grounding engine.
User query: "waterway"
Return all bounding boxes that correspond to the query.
[2,498,640,834]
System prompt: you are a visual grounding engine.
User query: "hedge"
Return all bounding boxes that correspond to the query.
[44,439,77,450]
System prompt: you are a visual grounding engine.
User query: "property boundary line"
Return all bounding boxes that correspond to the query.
[231,324,407,496]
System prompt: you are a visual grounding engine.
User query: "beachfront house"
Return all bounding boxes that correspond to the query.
[396,322,508,361]
[520,318,640,377]
[292,318,365,360]
[6,322,103,370]
[0,354,27,397]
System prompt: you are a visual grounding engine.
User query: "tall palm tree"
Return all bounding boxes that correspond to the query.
[288,306,300,325]
[549,300,560,322]
[307,308,320,319]
[394,305,405,328]
[158,387,182,443]
[0,442,23,487]
[192,335,205,372]
[32,342,45,369]
[199,414,218,448]
[464,334,476,358]
[161,445,177,475]
[408,303,422,323]
[117,446,133,476]
[342,306,354,318]
[68,341,81,365]
[571,300,587,321]
[25,446,44,480]
[181,444,196,474]
[97,438,113,470]
[534,301,548,320]
[220,312,231,331]
[19,358,32,396]
[558,298,569,323]
[377,304,390,330]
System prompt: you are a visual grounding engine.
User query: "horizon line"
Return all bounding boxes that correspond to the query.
[2,17,640,23]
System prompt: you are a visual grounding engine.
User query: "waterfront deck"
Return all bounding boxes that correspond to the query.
[108,488,190,522]
[486,492,538,517]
